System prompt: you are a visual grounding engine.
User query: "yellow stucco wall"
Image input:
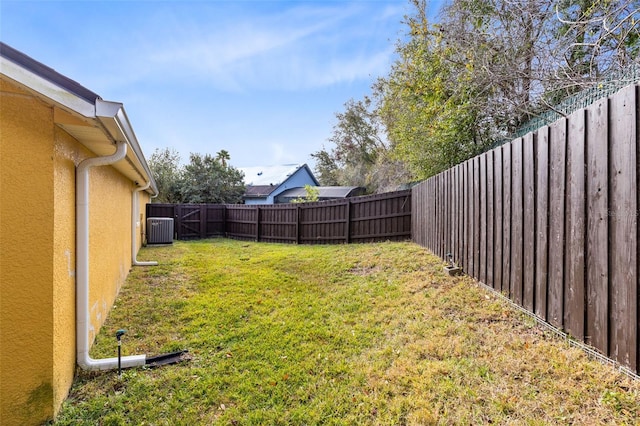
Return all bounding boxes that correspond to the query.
[138,191,151,247]
[52,126,84,417]
[0,80,56,425]
[1,78,145,425]
[87,162,133,344]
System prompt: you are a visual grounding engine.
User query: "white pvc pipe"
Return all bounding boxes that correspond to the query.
[76,141,146,370]
[132,181,158,266]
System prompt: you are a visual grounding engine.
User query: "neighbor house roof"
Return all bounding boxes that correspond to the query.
[0,42,157,195]
[244,185,277,198]
[240,164,319,187]
[276,186,366,200]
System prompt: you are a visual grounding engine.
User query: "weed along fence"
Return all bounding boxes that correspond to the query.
[146,190,411,244]
[412,83,640,375]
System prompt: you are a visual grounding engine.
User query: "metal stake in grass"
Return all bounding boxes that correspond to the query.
[116,329,127,377]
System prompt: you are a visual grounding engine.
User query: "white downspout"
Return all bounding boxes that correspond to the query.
[132,181,158,266]
[76,141,146,370]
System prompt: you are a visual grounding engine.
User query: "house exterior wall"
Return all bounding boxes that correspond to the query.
[244,197,269,205]
[1,78,144,425]
[137,191,151,246]
[0,79,56,426]
[52,125,84,421]
[265,167,317,203]
[86,163,134,342]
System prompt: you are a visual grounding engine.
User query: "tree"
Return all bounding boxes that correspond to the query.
[180,153,245,204]
[291,185,320,203]
[377,0,490,180]
[312,97,407,192]
[310,149,340,186]
[215,149,230,167]
[377,0,638,180]
[148,148,183,203]
[548,0,640,100]
[422,0,566,138]
[320,0,638,184]
[436,0,639,127]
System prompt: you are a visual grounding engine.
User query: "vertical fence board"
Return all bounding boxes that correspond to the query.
[448,169,454,260]
[511,138,524,305]
[467,158,478,278]
[486,151,495,288]
[452,166,462,265]
[437,174,442,255]
[443,171,448,257]
[535,126,550,320]
[429,178,435,253]
[440,172,445,257]
[502,143,512,296]
[458,164,464,267]
[461,163,467,271]
[565,109,587,340]
[548,118,567,328]
[474,157,481,279]
[523,133,536,312]
[426,180,432,250]
[423,180,429,250]
[494,147,503,291]
[480,154,488,283]
[609,84,637,371]
[465,160,474,276]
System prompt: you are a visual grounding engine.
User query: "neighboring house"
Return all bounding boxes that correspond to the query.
[0,43,158,425]
[275,186,366,203]
[240,164,319,204]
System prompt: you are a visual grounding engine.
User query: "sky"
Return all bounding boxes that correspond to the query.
[1,0,444,170]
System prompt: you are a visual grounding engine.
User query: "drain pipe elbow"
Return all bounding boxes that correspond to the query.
[132,181,158,266]
[77,141,146,371]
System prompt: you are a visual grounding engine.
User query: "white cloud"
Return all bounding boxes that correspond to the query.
[111,2,402,92]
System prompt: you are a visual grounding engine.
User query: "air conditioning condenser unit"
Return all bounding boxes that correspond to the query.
[147,217,174,244]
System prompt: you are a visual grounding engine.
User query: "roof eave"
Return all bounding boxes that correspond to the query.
[0,45,158,195]
[96,100,158,195]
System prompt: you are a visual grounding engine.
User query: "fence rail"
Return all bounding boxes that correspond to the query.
[146,190,411,244]
[412,83,640,374]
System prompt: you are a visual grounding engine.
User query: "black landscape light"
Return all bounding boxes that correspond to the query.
[116,329,127,377]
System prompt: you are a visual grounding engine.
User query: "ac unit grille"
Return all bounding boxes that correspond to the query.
[147,218,174,244]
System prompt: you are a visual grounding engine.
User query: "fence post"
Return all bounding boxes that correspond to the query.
[345,199,351,243]
[175,205,182,240]
[296,205,301,244]
[200,205,206,239]
[222,204,227,238]
[255,206,261,242]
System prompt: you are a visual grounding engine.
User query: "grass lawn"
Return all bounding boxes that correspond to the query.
[53,239,639,425]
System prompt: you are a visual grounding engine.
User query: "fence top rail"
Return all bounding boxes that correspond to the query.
[150,189,412,210]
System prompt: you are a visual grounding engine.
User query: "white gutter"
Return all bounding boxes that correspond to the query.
[76,141,146,370]
[132,181,158,266]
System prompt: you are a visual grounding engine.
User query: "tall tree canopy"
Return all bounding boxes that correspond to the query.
[322,0,639,184]
[312,97,412,193]
[376,0,491,180]
[148,148,183,203]
[312,97,385,190]
[180,153,245,204]
[148,148,245,204]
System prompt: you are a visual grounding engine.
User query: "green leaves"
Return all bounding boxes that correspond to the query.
[291,185,319,204]
[377,2,488,180]
[180,153,245,204]
[148,148,245,204]
[312,97,392,192]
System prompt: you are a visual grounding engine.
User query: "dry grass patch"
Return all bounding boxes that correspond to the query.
[52,240,639,425]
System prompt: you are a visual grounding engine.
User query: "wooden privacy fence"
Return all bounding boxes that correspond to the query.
[146,190,411,244]
[412,83,639,374]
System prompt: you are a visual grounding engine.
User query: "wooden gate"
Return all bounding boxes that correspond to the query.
[175,205,225,240]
